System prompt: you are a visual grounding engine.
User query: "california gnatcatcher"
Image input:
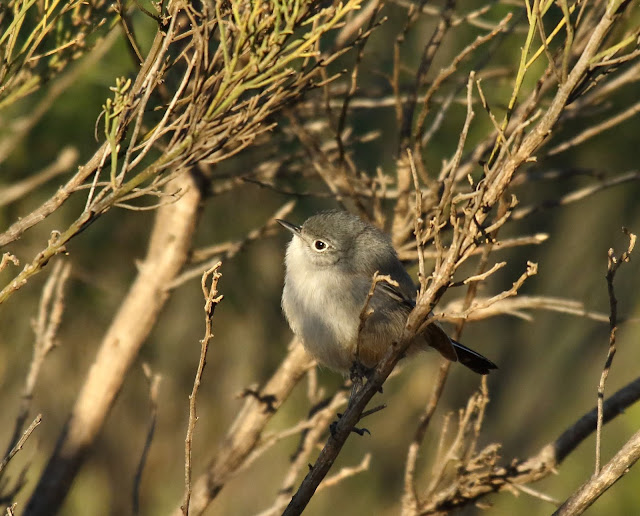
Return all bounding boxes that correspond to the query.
[278,210,496,375]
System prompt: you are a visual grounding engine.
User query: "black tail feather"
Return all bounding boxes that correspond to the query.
[451,340,498,375]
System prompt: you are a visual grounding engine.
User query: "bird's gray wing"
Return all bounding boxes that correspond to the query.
[376,281,414,308]
[373,279,458,362]
[369,264,497,373]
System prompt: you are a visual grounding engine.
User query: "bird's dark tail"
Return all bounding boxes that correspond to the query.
[451,340,498,375]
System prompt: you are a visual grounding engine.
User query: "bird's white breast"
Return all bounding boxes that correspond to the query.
[282,237,360,371]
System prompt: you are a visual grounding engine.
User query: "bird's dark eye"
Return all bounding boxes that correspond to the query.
[314,240,327,251]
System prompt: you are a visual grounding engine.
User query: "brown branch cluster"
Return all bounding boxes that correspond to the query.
[408,373,640,515]
[0,0,366,302]
[280,0,640,514]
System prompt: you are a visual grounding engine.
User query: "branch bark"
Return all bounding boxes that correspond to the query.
[553,428,640,516]
[24,171,203,515]
[413,375,640,514]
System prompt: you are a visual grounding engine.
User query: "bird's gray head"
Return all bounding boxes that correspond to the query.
[277,210,395,273]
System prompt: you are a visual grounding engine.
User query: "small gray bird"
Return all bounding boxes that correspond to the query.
[278,210,496,375]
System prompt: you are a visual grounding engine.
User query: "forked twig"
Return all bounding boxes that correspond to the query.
[182,263,223,516]
[595,229,636,474]
[2,261,69,474]
[0,415,42,477]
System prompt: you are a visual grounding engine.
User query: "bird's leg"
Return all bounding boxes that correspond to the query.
[328,360,383,437]
[348,358,371,407]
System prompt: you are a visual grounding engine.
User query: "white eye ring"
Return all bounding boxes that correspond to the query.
[313,240,327,251]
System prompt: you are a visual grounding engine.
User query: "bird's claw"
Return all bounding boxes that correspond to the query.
[330,413,371,437]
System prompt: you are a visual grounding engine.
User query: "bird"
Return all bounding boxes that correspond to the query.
[278,210,497,375]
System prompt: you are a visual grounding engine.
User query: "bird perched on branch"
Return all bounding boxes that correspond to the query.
[278,210,497,375]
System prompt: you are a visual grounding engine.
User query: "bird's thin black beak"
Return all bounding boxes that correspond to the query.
[276,219,301,235]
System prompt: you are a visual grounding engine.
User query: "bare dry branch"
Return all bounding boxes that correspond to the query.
[2,260,70,482]
[513,170,640,221]
[402,362,452,516]
[171,201,295,288]
[411,374,640,514]
[0,253,19,272]
[318,453,371,491]
[25,171,203,516]
[0,147,79,208]
[548,100,640,156]
[554,429,640,516]
[397,233,549,261]
[0,415,42,477]
[595,229,636,473]
[174,340,314,516]
[0,141,110,249]
[182,263,223,516]
[355,272,400,382]
[132,365,161,516]
[254,393,348,516]
[436,262,538,323]
[442,295,613,323]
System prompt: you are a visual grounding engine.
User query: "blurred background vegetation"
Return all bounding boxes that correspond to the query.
[1,0,639,515]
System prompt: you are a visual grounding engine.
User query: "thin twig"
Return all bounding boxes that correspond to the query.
[352,272,400,399]
[3,261,69,467]
[595,229,636,474]
[411,374,640,513]
[408,149,426,284]
[402,362,451,515]
[173,339,315,516]
[397,233,549,260]
[547,100,640,156]
[171,201,295,288]
[0,147,79,208]
[513,171,640,220]
[253,394,347,516]
[0,253,19,272]
[438,262,538,322]
[0,415,42,477]
[316,453,371,491]
[509,482,561,505]
[441,294,614,324]
[132,364,161,515]
[182,263,223,516]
